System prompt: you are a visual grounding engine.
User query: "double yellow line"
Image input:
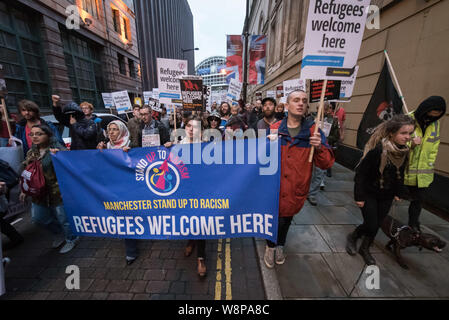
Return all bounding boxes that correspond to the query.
[214,238,232,300]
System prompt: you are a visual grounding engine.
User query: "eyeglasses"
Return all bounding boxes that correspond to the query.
[28,132,46,137]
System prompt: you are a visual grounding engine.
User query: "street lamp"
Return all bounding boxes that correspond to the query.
[182,48,199,59]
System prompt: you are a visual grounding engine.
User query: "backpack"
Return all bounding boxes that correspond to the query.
[0,159,19,189]
[20,160,46,197]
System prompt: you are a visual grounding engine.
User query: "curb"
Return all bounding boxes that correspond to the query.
[253,238,283,300]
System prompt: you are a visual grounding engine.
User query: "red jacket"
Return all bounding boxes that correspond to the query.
[271,118,335,217]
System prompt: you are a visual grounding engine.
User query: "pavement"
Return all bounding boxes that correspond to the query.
[2,163,449,300]
[255,163,449,300]
[0,218,264,300]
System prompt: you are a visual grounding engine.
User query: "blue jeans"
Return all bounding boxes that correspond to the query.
[31,203,76,241]
[0,138,9,147]
[125,239,139,259]
[309,166,325,197]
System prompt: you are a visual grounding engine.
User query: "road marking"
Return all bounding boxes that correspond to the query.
[11,218,23,226]
[225,238,232,300]
[214,239,223,300]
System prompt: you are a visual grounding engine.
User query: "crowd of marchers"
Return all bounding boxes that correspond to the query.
[0,91,446,277]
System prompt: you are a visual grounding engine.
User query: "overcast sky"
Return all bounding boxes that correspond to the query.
[187,0,246,67]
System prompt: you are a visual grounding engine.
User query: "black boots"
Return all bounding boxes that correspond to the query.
[358,236,376,266]
[346,231,360,256]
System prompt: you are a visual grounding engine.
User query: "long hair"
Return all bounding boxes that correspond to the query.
[362,114,416,159]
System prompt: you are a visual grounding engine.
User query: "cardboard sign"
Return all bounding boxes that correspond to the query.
[111,91,132,114]
[266,91,276,99]
[0,64,7,98]
[101,93,115,109]
[309,80,341,103]
[157,58,188,104]
[301,0,370,80]
[179,77,204,111]
[283,79,306,97]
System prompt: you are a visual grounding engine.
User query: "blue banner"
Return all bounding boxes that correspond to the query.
[52,140,280,242]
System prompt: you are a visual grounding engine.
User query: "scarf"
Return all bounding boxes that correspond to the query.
[107,120,130,150]
[379,138,409,188]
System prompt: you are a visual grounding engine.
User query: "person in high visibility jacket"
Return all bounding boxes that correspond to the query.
[405,96,446,231]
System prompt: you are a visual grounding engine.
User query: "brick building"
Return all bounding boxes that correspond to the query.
[0,0,142,113]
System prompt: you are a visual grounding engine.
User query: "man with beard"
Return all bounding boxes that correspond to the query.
[257,97,277,134]
[405,96,446,232]
[14,100,62,155]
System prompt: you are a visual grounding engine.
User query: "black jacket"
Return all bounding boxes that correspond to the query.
[354,144,408,202]
[130,119,170,148]
[53,102,98,150]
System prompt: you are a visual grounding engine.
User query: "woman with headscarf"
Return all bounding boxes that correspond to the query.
[98,120,137,265]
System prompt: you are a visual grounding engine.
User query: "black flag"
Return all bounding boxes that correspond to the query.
[356,61,403,149]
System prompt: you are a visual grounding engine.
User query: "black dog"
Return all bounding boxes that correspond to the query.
[381,216,446,269]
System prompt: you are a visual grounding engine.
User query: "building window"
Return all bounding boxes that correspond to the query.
[0,2,50,110]
[128,58,136,78]
[122,17,129,40]
[82,0,98,18]
[112,8,121,34]
[118,53,126,75]
[60,28,105,108]
[287,0,303,45]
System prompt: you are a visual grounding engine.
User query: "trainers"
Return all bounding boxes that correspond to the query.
[264,246,275,269]
[52,235,65,248]
[275,246,286,265]
[320,182,325,191]
[308,196,318,206]
[59,237,79,254]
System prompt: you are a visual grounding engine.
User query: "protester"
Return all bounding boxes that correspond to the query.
[264,90,334,268]
[275,103,285,121]
[230,104,240,118]
[324,103,340,178]
[308,102,341,204]
[224,115,248,140]
[128,105,142,147]
[80,102,102,125]
[346,115,415,265]
[97,121,137,264]
[245,103,259,130]
[0,181,24,251]
[219,102,231,129]
[128,105,171,149]
[180,116,207,277]
[211,102,218,112]
[160,106,170,130]
[52,96,98,150]
[257,98,278,133]
[0,105,16,147]
[405,96,446,232]
[14,100,62,156]
[333,102,346,142]
[21,124,79,254]
[254,99,263,119]
[207,111,222,132]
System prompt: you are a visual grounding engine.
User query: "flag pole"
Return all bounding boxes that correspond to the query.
[0,97,12,138]
[309,79,327,163]
[384,50,409,114]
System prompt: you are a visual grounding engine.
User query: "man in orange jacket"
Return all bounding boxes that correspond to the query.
[264,90,335,268]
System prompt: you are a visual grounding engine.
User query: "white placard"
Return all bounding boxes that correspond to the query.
[101,93,114,109]
[266,91,276,99]
[143,91,153,105]
[152,88,159,100]
[283,79,306,97]
[157,58,188,104]
[226,79,242,102]
[331,65,359,102]
[142,134,160,148]
[301,0,370,81]
[111,91,132,114]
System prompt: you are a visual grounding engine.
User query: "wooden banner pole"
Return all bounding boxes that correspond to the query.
[0,97,13,138]
[309,79,328,163]
[384,50,409,114]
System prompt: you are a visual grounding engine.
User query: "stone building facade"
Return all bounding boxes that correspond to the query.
[246,0,449,211]
[0,0,142,113]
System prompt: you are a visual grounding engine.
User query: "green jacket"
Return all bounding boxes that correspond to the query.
[404,112,441,188]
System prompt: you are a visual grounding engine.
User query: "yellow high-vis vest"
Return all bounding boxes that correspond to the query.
[405,112,441,188]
